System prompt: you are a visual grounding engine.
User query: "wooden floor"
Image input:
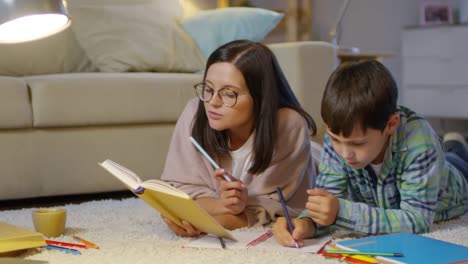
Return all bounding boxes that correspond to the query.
[0,191,134,211]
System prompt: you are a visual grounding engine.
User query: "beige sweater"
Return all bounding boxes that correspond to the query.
[161,98,316,226]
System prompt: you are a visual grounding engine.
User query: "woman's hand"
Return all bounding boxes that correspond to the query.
[161,216,202,237]
[215,168,248,215]
[272,217,317,247]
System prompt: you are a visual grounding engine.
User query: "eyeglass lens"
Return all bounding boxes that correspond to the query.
[195,84,237,107]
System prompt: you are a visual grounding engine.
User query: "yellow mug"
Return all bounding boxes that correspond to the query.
[32,208,67,238]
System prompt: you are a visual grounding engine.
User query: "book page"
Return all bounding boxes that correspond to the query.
[99,160,141,190]
[184,229,331,253]
[141,180,189,199]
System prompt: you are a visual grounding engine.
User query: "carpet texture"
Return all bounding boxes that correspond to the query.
[1,197,466,264]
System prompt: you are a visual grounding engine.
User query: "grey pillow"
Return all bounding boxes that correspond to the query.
[67,0,204,73]
[0,26,96,76]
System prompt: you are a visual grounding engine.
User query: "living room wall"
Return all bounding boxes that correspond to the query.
[312,0,467,137]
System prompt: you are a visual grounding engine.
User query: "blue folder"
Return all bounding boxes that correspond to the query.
[336,233,468,264]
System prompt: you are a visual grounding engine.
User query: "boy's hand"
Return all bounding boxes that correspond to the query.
[272,217,316,247]
[306,188,339,226]
[215,168,248,215]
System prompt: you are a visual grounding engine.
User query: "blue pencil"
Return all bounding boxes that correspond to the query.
[276,187,299,248]
[45,245,82,255]
[189,137,232,182]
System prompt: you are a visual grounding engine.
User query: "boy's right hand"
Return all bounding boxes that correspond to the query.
[272,217,316,247]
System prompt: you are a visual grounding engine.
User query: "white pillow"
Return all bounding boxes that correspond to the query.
[67,0,204,73]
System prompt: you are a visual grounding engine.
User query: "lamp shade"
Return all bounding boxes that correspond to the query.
[0,0,70,43]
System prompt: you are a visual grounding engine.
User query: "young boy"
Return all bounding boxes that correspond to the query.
[273,60,468,247]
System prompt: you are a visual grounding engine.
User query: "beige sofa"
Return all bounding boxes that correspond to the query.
[0,41,337,201]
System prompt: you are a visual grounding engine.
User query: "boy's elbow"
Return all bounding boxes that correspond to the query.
[416,222,432,233]
[413,214,434,234]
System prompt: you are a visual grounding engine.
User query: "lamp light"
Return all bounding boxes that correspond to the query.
[0,0,70,43]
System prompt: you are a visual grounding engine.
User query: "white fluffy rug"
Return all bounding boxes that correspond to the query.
[1,198,467,264]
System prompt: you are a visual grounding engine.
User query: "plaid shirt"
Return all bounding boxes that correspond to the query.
[301,106,467,234]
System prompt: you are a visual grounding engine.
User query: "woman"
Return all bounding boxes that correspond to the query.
[161,40,317,236]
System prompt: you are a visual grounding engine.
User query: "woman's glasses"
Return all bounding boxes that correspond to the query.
[193,83,248,107]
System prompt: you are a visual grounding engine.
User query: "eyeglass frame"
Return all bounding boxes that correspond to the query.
[193,82,249,108]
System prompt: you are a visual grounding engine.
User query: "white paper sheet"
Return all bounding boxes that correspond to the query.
[183,229,332,253]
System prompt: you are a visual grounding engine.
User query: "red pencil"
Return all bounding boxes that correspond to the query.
[45,239,87,249]
[246,230,273,248]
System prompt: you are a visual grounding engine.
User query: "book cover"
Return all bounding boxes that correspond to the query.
[99,159,236,241]
[0,222,46,254]
[336,233,468,264]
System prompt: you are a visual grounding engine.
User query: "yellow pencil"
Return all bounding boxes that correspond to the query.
[326,245,378,263]
[72,235,100,249]
[343,253,379,263]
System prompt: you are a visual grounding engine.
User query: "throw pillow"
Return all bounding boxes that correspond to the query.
[0,25,96,76]
[67,0,204,73]
[179,7,284,59]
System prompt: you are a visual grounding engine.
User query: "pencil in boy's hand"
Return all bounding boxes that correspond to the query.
[189,136,232,182]
[276,187,299,248]
[72,235,100,249]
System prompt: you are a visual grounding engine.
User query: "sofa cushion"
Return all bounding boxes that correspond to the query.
[67,0,204,73]
[0,77,33,128]
[180,7,283,59]
[26,73,202,128]
[0,26,96,76]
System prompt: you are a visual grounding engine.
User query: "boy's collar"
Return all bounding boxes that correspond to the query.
[390,107,408,153]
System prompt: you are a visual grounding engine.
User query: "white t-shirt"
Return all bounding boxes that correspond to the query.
[370,163,383,176]
[229,133,254,182]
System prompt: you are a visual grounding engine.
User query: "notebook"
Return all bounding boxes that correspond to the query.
[335,233,468,264]
[0,222,46,254]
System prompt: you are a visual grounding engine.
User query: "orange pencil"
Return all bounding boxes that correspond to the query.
[72,235,100,249]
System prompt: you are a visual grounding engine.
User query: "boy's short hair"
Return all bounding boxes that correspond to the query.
[321,60,398,137]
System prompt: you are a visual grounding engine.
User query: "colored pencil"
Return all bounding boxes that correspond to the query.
[45,245,81,255]
[276,187,299,248]
[189,136,231,182]
[72,235,100,249]
[45,239,87,249]
[246,229,273,248]
[325,249,404,257]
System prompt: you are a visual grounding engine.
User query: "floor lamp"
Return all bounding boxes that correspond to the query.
[0,0,70,43]
[328,0,359,53]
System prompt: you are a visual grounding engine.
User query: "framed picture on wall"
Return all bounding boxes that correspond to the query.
[420,0,453,25]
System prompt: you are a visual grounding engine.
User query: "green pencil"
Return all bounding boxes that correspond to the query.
[324,249,404,257]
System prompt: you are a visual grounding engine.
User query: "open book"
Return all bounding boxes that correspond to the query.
[0,222,46,254]
[99,159,236,241]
